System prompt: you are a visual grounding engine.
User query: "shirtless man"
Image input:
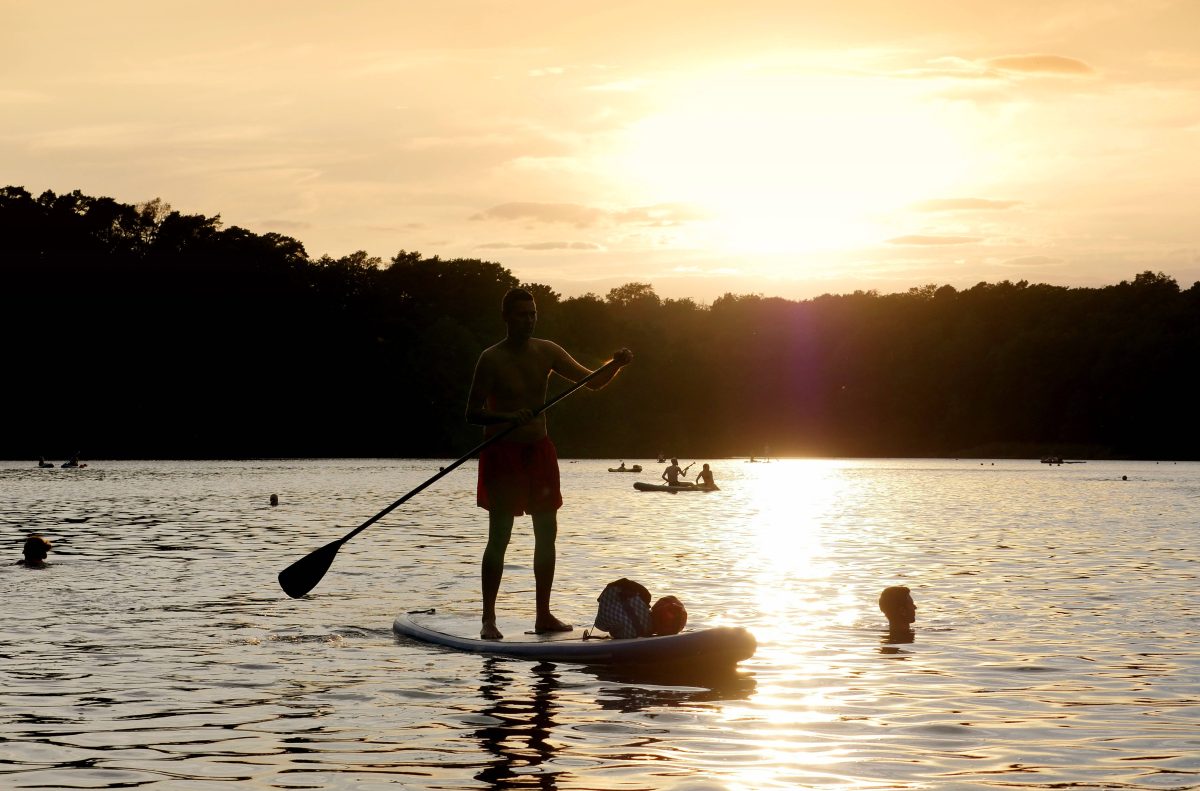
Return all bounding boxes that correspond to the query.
[467,288,632,640]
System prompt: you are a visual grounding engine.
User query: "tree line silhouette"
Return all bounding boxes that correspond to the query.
[5,186,1198,460]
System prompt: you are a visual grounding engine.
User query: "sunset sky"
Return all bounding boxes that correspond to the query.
[4,1,1198,301]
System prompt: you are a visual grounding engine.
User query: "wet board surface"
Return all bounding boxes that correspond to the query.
[393,610,756,667]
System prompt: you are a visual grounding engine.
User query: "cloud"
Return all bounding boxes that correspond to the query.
[886,235,983,246]
[985,55,1094,75]
[1000,255,1065,267]
[362,222,428,232]
[668,264,742,276]
[900,54,1095,81]
[477,241,603,251]
[1165,248,1200,265]
[586,78,649,92]
[471,202,608,227]
[260,219,312,231]
[911,198,1021,212]
[0,89,51,105]
[896,56,996,80]
[28,123,156,151]
[615,203,711,225]
[471,201,708,228]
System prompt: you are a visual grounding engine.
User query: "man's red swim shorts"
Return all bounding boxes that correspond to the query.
[477,436,563,516]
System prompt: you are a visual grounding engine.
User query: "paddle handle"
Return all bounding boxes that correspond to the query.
[336,358,619,546]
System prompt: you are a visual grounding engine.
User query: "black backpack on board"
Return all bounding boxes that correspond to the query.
[593,578,653,639]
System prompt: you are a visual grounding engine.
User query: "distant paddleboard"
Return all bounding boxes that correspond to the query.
[393,610,755,667]
[633,482,719,492]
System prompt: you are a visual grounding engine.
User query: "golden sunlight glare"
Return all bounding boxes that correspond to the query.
[611,70,974,257]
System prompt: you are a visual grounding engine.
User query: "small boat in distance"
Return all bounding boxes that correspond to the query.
[1041,456,1086,465]
[609,464,642,472]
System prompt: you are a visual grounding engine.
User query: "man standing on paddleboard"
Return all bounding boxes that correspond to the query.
[467,287,633,640]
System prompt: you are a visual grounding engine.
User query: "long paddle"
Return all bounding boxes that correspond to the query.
[278,359,619,598]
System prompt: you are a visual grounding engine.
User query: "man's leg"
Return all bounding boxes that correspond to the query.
[531,511,572,633]
[481,510,514,639]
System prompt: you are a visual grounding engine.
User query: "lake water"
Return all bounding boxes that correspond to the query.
[2,457,1199,790]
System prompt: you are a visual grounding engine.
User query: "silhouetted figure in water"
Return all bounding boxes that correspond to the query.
[879,585,916,642]
[467,287,633,640]
[37,457,54,468]
[661,458,693,486]
[16,534,52,568]
[270,494,279,506]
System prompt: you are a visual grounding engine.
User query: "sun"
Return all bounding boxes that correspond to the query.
[608,67,973,255]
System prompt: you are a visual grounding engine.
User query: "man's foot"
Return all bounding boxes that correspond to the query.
[534,615,574,634]
[481,619,504,640]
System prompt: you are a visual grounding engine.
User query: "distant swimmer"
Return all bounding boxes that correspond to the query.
[16,534,52,568]
[879,585,916,642]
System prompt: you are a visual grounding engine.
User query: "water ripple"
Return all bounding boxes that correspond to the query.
[2,458,1199,789]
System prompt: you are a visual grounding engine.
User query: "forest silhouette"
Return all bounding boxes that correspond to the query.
[4,186,1197,461]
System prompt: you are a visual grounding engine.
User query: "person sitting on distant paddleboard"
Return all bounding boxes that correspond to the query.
[467,287,633,640]
[879,585,916,641]
[16,533,52,568]
[694,463,718,489]
[661,459,693,486]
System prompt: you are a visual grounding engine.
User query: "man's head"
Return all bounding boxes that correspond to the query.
[501,288,537,341]
[23,533,51,563]
[878,585,916,629]
[671,458,679,465]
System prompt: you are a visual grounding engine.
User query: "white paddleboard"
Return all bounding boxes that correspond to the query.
[393,610,755,667]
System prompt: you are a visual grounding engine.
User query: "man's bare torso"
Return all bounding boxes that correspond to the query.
[478,338,559,442]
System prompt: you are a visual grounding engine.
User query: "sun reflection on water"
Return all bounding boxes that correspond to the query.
[8,459,1196,789]
[720,459,868,784]
[742,461,854,620]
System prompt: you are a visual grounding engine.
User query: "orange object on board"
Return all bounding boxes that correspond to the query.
[650,595,688,635]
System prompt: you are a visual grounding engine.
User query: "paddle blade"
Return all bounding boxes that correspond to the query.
[278,537,345,598]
